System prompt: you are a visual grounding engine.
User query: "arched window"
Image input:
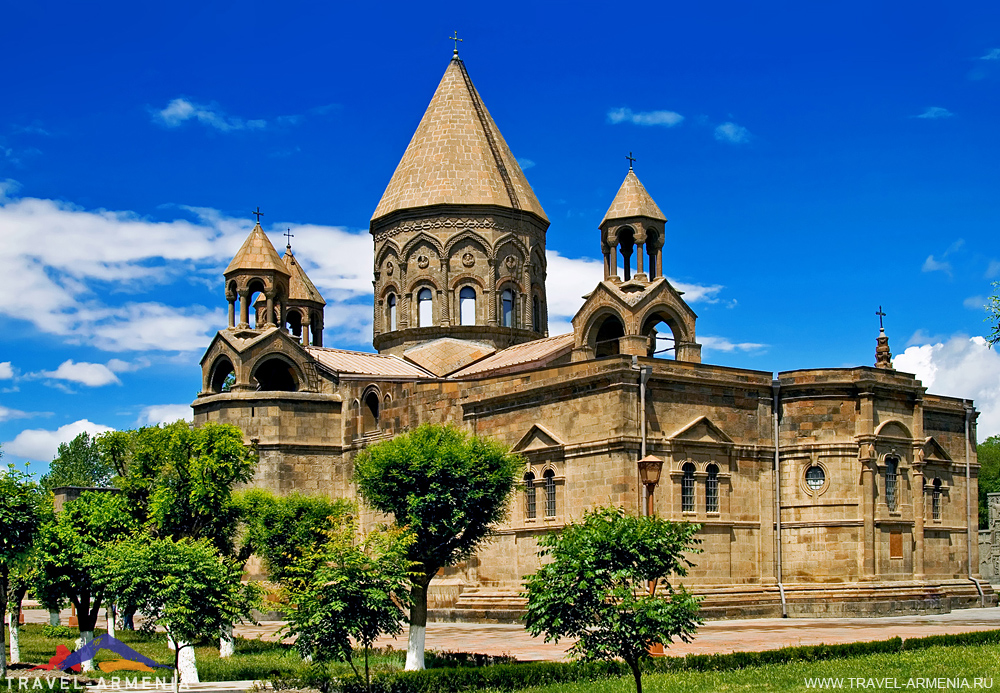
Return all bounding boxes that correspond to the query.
[532,295,541,333]
[544,469,556,517]
[253,357,297,392]
[594,315,625,358]
[363,391,380,434]
[618,226,635,281]
[706,464,719,513]
[932,478,942,520]
[459,286,476,326]
[286,309,302,339]
[885,457,899,511]
[387,294,397,331]
[682,462,695,512]
[524,472,536,519]
[417,288,433,327]
[501,289,515,328]
[210,358,235,393]
[805,465,825,491]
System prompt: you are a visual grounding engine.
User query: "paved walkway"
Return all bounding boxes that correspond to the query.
[23,606,1000,663]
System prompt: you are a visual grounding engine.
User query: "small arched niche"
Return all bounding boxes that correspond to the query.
[617,226,636,281]
[253,357,298,392]
[362,390,380,434]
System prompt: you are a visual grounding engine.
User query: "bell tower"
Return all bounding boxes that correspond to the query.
[370,53,550,355]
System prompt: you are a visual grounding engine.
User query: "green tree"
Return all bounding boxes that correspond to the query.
[285,516,414,691]
[0,459,42,679]
[979,435,1000,529]
[236,489,354,588]
[36,490,136,669]
[96,536,262,693]
[40,432,115,493]
[523,506,703,693]
[354,423,521,670]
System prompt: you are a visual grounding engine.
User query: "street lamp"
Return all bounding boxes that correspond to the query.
[638,455,663,517]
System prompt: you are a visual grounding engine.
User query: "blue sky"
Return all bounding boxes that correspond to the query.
[2,1,999,475]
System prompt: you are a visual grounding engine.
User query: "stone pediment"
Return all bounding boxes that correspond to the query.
[669,416,734,446]
[513,424,566,452]
[875,420,912,441]
[922,436,953,463]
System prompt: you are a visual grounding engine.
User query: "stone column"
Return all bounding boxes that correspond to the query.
[913,449,925,579]
[227,298,235,328]
[603,247,612,279]
[861,444,877,578]
[487,259,497,326]
[302,316,311,347]
[440,259,450,326]
[238,290,250,328]
[264,292,275,328]
[635,236,646,278]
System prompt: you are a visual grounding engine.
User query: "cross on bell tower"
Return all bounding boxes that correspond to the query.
[874,305,893,369]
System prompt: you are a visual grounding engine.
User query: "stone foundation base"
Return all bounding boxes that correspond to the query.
[427,580,997,624]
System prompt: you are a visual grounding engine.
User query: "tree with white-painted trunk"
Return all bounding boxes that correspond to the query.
[96,536,262,693]
[354,424,520,671]
[0,458,42,680]
[36,490,136,672]
[285,515,413,690]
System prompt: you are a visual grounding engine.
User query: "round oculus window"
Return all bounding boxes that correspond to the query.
[805,465,825,491]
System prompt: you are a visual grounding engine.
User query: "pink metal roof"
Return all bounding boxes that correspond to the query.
[307,347,435,379]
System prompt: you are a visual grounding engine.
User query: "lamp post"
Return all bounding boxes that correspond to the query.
[638,455,663,518]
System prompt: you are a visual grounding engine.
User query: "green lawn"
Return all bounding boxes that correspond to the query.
[9,623,405,682]
[516,643,1000,693]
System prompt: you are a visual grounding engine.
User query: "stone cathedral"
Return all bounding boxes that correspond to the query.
[193,53,994,618]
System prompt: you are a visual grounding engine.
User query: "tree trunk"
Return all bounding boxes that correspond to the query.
[628,658,643,693]
[106,605,116,639]
[9,605,21,663]
[75,630,95,672]
[49,610,60,626]
[219,623,235,658]
[405,580,429,671]
[1,571,8,679]
[169,636,200,684]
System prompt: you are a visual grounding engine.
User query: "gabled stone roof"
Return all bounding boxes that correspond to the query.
[403,337,496,376]
[601,170,666,224]
[371,58,548,223]
[225,224,290,276]
[283,248,325,305]
[449,333,574,378]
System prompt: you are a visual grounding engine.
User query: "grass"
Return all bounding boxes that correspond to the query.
[8,623,406,682]
[514,643,1000,692]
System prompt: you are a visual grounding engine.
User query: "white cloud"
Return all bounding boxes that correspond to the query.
[893,335,1000,439]
[922,255,952,275]
[5,419,115,462]
[699,335,767,353]
[670,278,724,303]
[714,122,750,144]
[517,158,536,170]
[607,108,684,127]
[39,360,121,387]
[965,296,986,311]
[980,49,1000,61]
[137,404,193,426]
[986,260,1000,279]
[0,191,376,352]
[0,362,12,379]
[153,98,267,132]
[914,107,954,119]
[0,406,33,422]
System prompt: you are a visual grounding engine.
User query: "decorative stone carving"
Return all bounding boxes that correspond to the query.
[417,255,430,269]
[386,260,394,276]
[504,255,518,273]
[462,252,476,268]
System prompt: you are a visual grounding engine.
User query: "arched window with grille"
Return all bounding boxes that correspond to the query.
[501,289,515,328]
[932,478,942,520]
[544,469,556,517]
[885,457,899,511]
[459,286,476,325]
[706,464,719,513]
[387,293,397,331]
[524,471,536,519]
[682,462,695,512]
[417,288,433,327]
